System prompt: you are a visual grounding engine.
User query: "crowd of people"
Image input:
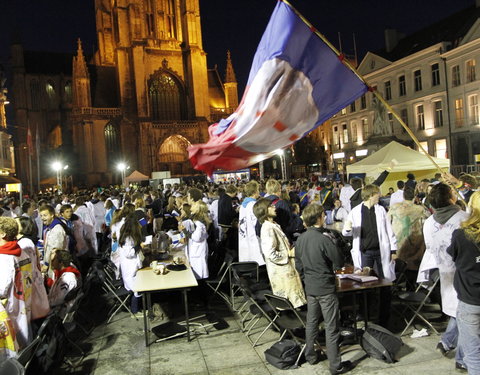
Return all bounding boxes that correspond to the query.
[0,169,479,374]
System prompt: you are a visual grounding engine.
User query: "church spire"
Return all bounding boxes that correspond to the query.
[73,38,89,79]
[224,50,237,83]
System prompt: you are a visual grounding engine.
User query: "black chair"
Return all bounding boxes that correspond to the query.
[206,252,234,306]
[16,336,41,370]
[396,269,441,336]
[264,293,321,367]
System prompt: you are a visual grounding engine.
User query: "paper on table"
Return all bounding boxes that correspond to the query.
[336,274,378,283]
[144,235,153,245]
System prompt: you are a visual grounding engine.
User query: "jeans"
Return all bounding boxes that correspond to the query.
[440,316,464,365]
[457,301,480,374]
[305,294,341,373]
[361,249,384,278]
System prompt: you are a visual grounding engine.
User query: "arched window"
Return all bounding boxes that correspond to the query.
[64,81,72,103]
[158,135,190,163]
[30,80,41,110]
[149,73,185,121]
[46,80,56,108]
[104,122,120,165]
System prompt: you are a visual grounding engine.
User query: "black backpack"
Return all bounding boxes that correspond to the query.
[264,339,301,370]
[361,323,403,363]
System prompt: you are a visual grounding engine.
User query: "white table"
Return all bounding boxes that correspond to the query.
[133,249,198,346]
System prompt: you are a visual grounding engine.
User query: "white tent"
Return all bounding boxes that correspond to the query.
[346,141,450,192]
[125,170,149,184]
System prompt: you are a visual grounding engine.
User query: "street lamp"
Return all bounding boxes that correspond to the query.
[51,161,68,191]
[117,162,129,187]
[275,149,286,181]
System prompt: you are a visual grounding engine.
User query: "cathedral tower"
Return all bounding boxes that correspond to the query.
[224,50,238,112]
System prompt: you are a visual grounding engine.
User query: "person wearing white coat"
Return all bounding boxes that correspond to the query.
[238,181,265,266]
[343,184,397,327]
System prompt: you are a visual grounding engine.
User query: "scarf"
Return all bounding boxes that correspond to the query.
[433,204,461,225]
[0,240,21,256]
[47,265,81,288]
[242,197,256,208]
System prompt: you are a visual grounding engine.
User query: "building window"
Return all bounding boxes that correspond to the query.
[435,139,447,159]
[341,107,347,115]
[466,59,476,83]
[104,122,120,165]
[350,101,356,113]
[455,98,464,127]
[384,81,392,100]
[64,81,72,103]
[388,112,394,133]
[419,141,428,155]
[431,63,440,86]
[342,124,349,144]
[362,118,369,139]
[400,108,408,133]
[433,101,443,128]
[452,65,461,87]
[416,105,425,130]
[149,72,186,121]
[469,94,479,125]
[30,80,41,110]
[360,95,366,109]
[352,122,358,142]
[414,70,422,92]
[333,126,339,147]
[399,75,406,96]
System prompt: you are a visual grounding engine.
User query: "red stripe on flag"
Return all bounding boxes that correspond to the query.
[273,121,287,132]
[289,134,299,142]
[256,111,264,118]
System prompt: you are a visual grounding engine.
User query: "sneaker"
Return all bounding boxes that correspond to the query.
[436,342,450,356]
[455,362,468,372]
[331,361,353,375]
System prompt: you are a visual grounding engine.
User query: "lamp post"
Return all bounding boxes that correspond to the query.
[117,162,129,187]
[52,161,68,191]
[275,149,286,181]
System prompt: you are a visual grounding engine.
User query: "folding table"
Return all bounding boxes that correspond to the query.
[133,251,198,346]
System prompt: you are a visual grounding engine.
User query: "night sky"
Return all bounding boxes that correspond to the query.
[0,0,475,95]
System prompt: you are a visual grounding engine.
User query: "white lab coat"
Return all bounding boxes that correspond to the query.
[118,236,142,292]
[389,189,405,208]
[185,219,209,280]
[339,184,355,212]
[238,199,265,265]
[419,210,469,317]
[343,203,397,281]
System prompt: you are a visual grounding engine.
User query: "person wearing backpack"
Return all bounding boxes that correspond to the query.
[295,203,352,374]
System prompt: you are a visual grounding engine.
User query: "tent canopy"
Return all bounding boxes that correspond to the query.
[125,170,149,183]
[346,141,450,192]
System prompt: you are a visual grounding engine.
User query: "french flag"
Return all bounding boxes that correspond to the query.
[189,0,368,176]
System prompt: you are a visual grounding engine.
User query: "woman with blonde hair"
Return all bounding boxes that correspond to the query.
[446,191,480,373]
[253,198,306,308]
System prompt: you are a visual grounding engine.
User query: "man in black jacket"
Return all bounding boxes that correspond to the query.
[295,204,352,374]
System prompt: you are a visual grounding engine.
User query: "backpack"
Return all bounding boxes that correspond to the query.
[361,323,403,363]
[264,339,301,370]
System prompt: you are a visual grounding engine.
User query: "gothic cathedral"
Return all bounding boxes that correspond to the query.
[12,0,238,188]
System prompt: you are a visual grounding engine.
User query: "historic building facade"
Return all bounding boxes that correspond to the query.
[11,0,238,188]
[325,3,480,175]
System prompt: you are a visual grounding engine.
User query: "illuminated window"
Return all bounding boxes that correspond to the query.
[433,101,443,128]
[416,105,425,130]
[435,139,447,159]
[414,70,422,92]
[149,73,186,121]
[342,124,349,143]
[431,63,440,86]
[384,81,391,100]
[469,94,479,125]
[466,59,476,83]
[333,126,340,147]
[64,81,72,103]
[341,107,347,115]
[419,141,428,155]
[351,122,358,142]
[166,0,176,39]
[455,98,464,127]
[104,122,120,165]
[46,81,56,108]
[452,65,461,87]
[399,75,406,96]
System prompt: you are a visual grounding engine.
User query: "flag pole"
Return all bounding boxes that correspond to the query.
[281,0,447,175]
